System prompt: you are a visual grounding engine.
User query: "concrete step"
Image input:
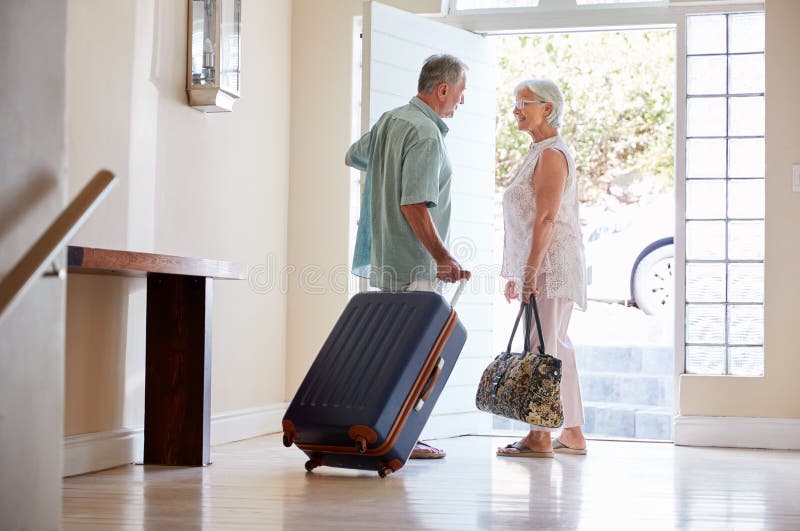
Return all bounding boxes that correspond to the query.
[490,402,673,441]
[583,401,673,441]
[579,372,674,407]
[574,345,674,376]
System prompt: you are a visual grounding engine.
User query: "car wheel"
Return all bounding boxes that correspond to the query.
[630,237,674,315]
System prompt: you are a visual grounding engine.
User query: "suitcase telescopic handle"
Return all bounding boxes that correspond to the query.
[415,357,445,411]
[449,279,467,308]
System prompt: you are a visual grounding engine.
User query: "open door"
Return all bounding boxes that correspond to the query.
[361,2,496,438]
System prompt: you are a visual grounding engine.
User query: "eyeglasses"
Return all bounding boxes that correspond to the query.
[513,99,548,110]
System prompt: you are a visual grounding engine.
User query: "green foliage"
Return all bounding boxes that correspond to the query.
[493,30,675,208]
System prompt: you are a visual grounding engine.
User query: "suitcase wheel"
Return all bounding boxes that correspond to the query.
[305,458,323,472]
[378,459,402,478]
[282,434,293,447]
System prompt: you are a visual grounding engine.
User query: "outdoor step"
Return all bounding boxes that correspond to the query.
[574,345,674,375]
[583,401,673,440]
[490,402,673,441]
[634,407,674,440]
[579,372,674,407]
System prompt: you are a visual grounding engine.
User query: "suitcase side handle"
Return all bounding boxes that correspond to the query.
[414,357,445,411]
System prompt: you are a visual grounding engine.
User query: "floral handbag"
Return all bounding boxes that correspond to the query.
[475,296,564,428]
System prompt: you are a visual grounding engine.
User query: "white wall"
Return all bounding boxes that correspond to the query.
[65,0,291,436]
[287,0,363,396]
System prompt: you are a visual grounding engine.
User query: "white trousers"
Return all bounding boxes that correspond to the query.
[527,294,585,432]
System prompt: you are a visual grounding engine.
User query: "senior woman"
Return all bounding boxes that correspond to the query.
[496,78,588,458]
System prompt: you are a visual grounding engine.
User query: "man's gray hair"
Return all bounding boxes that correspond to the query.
[418,54,468,94]
[514,78,565,128]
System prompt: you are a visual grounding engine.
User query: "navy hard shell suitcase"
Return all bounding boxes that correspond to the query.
[282,285,467,477]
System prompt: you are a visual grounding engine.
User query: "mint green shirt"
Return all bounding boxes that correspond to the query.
[346,97,452,290]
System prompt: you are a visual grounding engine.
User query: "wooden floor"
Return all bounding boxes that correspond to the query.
[63,434,800,530]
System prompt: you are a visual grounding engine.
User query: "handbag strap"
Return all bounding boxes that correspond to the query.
[505,294,546,355]
[489,294,548,403]
[505,302,526,353]
[527,295,546,355]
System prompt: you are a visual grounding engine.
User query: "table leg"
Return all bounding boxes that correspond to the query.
[144,273,212,466]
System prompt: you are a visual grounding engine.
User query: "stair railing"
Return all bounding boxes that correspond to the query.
[0,170,117,324]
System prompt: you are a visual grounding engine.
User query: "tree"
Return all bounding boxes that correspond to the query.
[493,30,675,210]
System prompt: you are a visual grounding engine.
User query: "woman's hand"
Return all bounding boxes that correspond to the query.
[504,280,519,303]
[522,266,540,303]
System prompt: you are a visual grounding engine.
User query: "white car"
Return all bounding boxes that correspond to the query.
[583,195,674,315]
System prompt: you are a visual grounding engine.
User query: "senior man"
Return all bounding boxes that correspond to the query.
[345,54,471,460]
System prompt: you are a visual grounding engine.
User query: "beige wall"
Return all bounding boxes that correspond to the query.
[679,0,800,418]
[287,0,362,397]
[65,0,291,436]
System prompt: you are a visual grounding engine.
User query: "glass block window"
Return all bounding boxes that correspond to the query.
[684,12,764,377]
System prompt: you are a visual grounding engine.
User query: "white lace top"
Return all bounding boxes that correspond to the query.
[501,135,587,310]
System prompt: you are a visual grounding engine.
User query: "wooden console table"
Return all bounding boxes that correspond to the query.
[67,245,247,466]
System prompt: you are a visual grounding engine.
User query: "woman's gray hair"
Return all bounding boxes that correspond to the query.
[514,78,565,128]
[418,54,468,94]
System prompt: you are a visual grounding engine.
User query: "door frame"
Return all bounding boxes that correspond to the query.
[436,0,765,422]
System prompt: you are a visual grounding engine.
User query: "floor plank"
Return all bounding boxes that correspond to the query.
[62,434,800,530]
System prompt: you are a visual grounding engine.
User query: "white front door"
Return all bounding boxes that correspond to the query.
[361,2,496,438]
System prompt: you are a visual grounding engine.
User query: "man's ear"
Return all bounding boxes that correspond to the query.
[436,83,448,100]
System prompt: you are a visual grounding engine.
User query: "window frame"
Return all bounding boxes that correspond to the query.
[443,1,763,34]
[452,0,669,16]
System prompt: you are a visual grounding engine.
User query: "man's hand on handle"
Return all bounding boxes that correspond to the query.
[435,255,471,283]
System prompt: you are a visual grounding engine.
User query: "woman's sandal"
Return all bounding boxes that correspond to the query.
[496,440,554,458]
[552,439,587,455]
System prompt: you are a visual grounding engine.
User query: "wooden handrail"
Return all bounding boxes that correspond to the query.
[0,170,117,323]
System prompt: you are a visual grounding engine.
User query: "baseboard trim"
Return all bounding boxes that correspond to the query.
[674,415,800,450]
[210,403,287,446]
[63,427,144,477]
[63,403,288,477]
